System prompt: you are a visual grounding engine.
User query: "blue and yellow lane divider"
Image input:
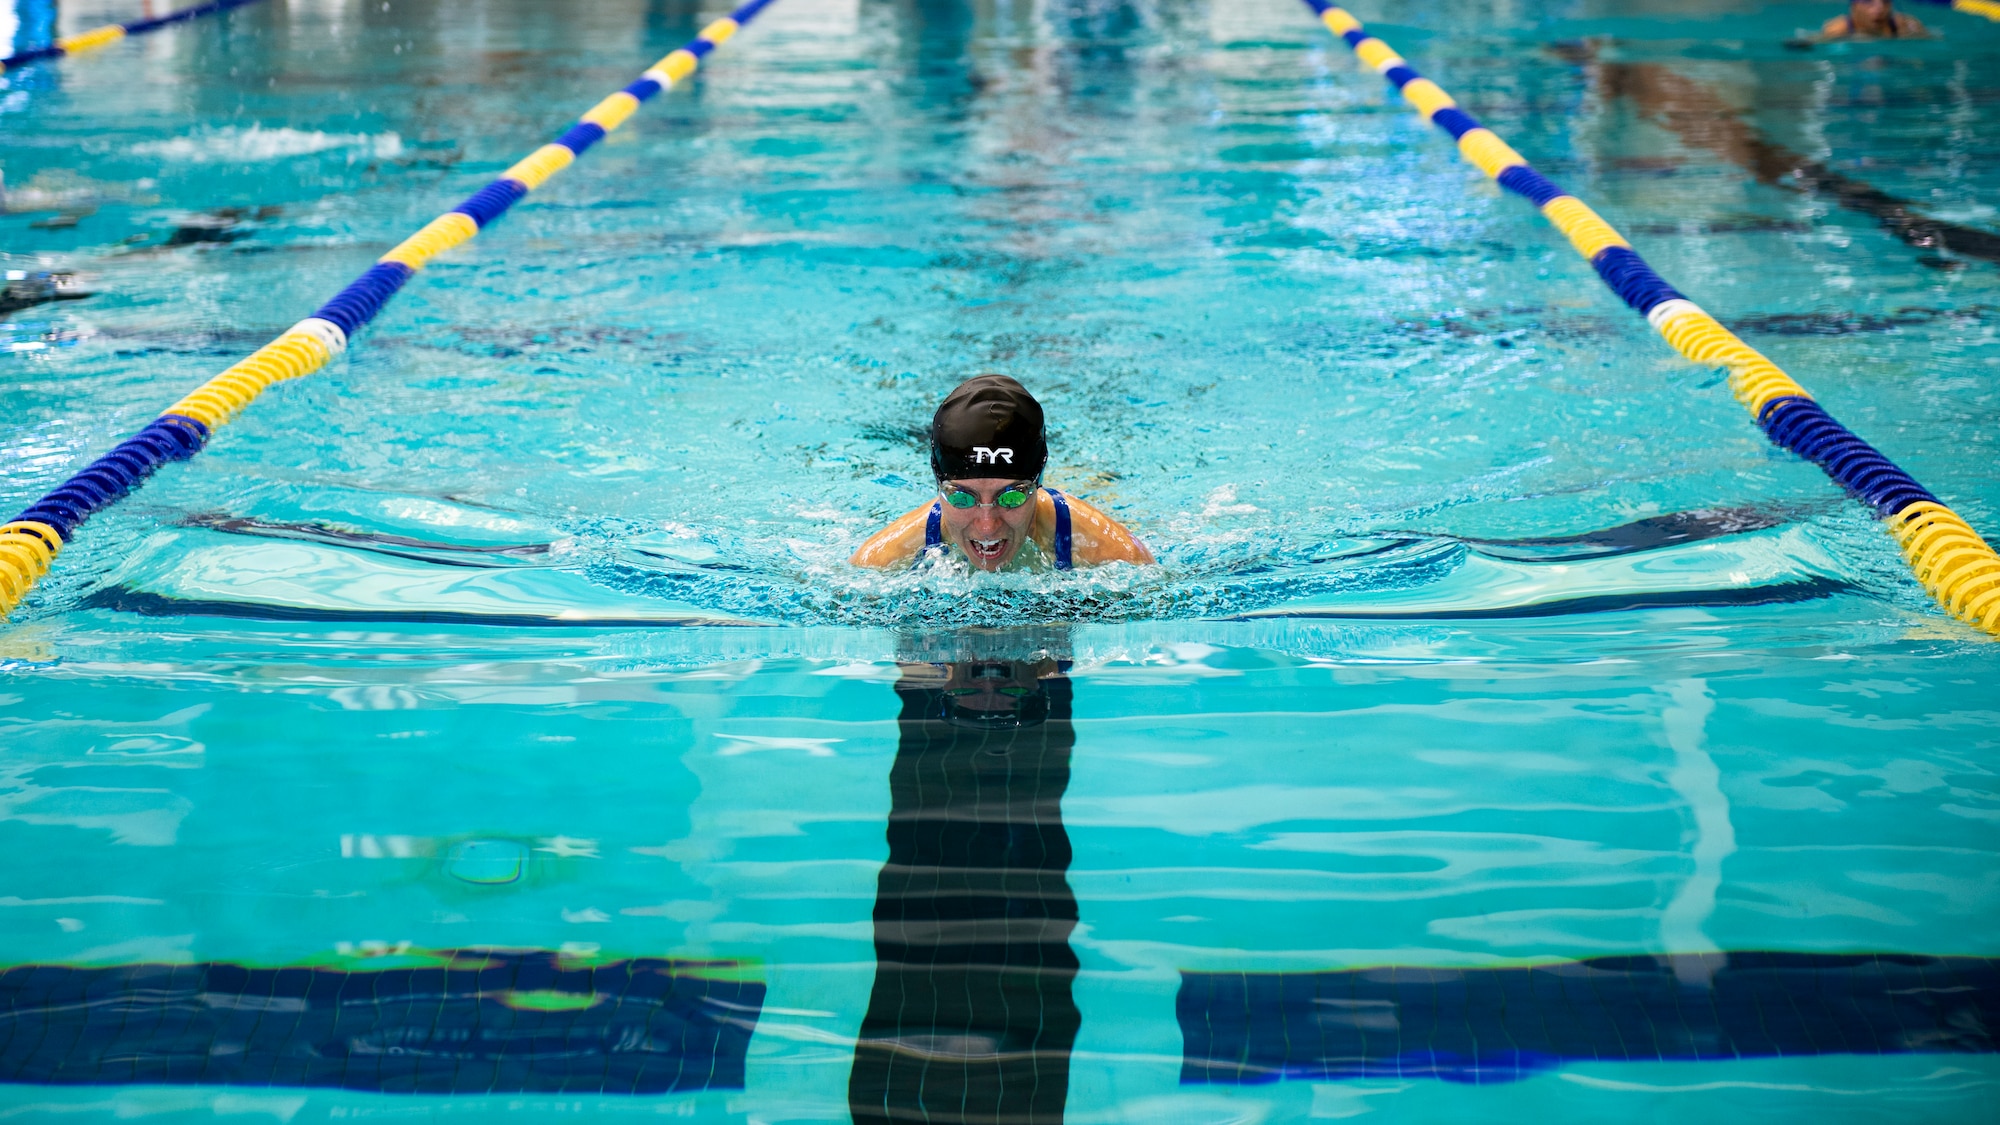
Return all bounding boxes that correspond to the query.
[0,0,780,616]
[1296,1,2000,637]
[0,0,265,75]
[1911,0,2000,23]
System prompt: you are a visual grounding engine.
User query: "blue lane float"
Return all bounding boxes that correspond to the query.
[1908,0,2000,23]
[10,416,209,538]
[0,0,264,74]
[1295,0,2000,637]
[0,0,783,616]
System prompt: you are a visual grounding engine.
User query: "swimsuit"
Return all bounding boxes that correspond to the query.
[1840,14,1903,36]
[919,487,1073,570]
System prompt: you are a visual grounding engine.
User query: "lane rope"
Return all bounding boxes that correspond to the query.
[0,0,781,617]
[1296,1,2000,636]
[0,0,265,74]
[1910,0,2000,23]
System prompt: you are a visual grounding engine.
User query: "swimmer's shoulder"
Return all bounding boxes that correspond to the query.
[1044,488,1155,567]
[1812,13,1935,41]
[851,501,934,568]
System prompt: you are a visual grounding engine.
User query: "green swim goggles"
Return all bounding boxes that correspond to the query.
[940,481,1039,510]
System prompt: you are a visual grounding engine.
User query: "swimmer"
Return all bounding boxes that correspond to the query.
[1563,41,2000,263]
[1805,0,1934,42]
[851,374,1153,571]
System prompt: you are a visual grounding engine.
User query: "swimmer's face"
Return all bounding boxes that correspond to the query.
[938,477,1038,571]
[1850,0,1893,28]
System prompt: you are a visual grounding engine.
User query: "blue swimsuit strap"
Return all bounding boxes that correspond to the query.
[915,490,1072,570]
[1045,487,1074,571]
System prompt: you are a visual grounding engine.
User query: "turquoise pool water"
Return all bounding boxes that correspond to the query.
[3,0,1998,1120]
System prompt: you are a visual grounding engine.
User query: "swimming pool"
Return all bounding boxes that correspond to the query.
[3,0,1998,1120]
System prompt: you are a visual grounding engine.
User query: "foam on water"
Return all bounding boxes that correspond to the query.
[128,126,406,163]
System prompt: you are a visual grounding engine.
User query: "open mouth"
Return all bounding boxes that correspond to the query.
[969,537,1009,565]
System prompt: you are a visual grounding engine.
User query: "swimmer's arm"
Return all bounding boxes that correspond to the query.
[850,503,933,568]
[1041,491,1155,566]
[1805,14,1934,42]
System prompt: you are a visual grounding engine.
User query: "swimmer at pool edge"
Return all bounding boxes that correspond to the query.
[850,374,1154,572]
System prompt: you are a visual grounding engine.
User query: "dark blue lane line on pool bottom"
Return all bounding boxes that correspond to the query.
[1181,953,2000,1085]
[0,950,762,1094]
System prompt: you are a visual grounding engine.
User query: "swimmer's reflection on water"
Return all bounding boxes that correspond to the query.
[848,656,1080,1125]
[935,660,1054,727]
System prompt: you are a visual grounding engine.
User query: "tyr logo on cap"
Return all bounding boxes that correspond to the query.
[931,375,1048,479]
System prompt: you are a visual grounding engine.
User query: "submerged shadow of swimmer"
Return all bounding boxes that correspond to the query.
[849,650,1079,1125]
[1556,44,2000,266]
[97,506,1833,626]
[1431,504,1806,561]
[180,504,1806,575]
[175,512,762,575]
[0,270,92,316]
[177,513,550,568]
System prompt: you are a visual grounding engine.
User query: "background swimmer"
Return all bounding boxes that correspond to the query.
[851,375,1153,572]
[1804,0,1935,42]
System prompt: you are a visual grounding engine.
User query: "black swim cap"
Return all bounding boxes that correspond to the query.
[930,374,1048,481]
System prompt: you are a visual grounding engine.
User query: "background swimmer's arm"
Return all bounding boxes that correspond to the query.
[850,503,934,568]
[1046,491,1156,566]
